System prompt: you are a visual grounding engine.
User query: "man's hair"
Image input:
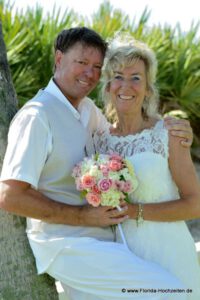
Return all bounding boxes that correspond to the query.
[54,27,108,57]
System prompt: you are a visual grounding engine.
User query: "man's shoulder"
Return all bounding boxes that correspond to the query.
[12,90,50,124]
[82,97,103,115]
[22,88,58,112]
[82,96,97,107]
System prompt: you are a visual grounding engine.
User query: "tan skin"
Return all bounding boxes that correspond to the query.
[107,60,200,222]
[0,43,196,227]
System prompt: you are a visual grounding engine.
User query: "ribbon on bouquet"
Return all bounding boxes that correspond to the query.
[116,205,129,251]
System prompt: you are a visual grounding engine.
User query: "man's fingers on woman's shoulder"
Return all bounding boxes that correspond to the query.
[164,117,190,128]
[181,139,192,147]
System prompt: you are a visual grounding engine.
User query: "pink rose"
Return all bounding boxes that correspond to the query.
[98,179,112,192]
[122,181,132,193]
[109,153,123,162]
[108,160,122,171]
[86,192,101,207]
[81,174,95,189]
[99,165,109,177]
[114,180,124,191]
[91,184,101,194]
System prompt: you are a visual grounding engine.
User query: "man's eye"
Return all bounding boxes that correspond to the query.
[94,65,102,70]
[76,60,87,65]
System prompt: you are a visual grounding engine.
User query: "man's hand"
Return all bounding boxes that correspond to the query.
[78,202,129,227]
[164,117,193,147]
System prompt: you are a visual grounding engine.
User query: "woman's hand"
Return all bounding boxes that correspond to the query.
[164,117,193,147]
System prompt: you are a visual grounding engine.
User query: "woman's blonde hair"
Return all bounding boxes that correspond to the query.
[101,33,159,121]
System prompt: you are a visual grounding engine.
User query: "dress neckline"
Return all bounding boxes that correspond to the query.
[107,119,163,140]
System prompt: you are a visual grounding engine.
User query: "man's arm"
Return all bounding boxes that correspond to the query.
[0,179,128,227]
[164,117,193,147]
[0,106,127,227]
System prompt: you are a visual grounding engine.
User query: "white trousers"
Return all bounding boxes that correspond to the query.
[47,237,187,300]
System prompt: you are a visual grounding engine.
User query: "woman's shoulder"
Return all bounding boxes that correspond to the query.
[94,127,109,137]
[109,124,119,136]
[147,117,163,130]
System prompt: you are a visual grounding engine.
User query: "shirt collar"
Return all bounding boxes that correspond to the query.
[45,78,81,120]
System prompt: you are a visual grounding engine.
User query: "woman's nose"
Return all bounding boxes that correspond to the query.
[121,78,132,87]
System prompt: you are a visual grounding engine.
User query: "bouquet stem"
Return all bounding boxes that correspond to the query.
[116,206,129,250]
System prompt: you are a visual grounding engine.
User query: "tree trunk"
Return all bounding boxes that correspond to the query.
[0,21,59,300]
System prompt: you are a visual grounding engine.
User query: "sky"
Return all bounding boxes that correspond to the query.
[12,0,200,34]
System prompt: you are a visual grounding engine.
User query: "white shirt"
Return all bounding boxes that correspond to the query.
[1,78,109,188]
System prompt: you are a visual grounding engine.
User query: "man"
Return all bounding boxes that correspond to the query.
[0,27,192,299]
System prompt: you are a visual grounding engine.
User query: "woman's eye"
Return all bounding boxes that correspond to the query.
[114,75,123,80]
[132,76,141,81]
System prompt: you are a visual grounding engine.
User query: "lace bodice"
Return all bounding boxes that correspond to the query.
[93,120,168,159]
[93,120,179,203]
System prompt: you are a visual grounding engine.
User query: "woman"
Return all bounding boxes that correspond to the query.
[93,34,200,299]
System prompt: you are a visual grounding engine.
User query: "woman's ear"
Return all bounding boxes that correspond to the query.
[106,83,110,92]
[145,88,151,98]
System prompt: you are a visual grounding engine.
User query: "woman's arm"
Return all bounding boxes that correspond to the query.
[127,134,200,222]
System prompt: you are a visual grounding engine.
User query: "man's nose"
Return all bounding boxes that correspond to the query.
[84,66,94,78]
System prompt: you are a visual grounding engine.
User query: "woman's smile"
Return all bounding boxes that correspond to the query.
[118,94,135,101]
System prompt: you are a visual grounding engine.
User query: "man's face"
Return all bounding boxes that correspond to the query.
[54,43,104,107]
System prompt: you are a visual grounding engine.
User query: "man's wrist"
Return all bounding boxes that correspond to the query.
[76,205,86,226]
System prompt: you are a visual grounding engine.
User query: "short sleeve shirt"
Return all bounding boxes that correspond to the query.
[1,78,109,187]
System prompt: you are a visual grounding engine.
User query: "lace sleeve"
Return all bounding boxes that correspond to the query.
[93,129,111,155]
[153,120,169,158]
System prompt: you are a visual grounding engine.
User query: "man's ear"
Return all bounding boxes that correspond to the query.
[55,50,63,68]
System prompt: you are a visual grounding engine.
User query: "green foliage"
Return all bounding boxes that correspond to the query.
[0,0,80,105]
[0,0,200,142]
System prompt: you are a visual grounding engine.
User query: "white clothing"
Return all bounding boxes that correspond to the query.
[1,79,108,189]
[94,119,200,300]
[1,78,112,274]
[1,83,187,300]
[47,237,186,300]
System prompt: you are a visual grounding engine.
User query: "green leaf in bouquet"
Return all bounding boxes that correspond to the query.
[80,190,87,199]
[94,152,99,161]
[119,174,126,181]
[123,192,131,204]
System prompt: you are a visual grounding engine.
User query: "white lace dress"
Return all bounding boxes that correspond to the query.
[93,119,200,300]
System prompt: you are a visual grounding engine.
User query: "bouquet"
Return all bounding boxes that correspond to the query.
[72,153,138,249]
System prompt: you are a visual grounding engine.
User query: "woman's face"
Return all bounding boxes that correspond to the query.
[108,59,148,115]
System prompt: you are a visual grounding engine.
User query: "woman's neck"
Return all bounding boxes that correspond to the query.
[113,113,147,136]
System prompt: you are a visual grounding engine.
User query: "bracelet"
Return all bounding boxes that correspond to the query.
[136,203,144,227]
